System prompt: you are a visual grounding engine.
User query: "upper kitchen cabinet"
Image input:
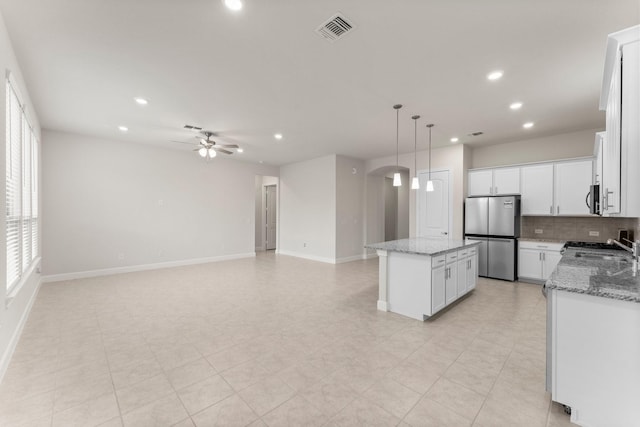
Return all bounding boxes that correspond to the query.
[521,164,554,215]
[594,132,604,185]
[554,160,593,216]
[599,25,640,217]
[468,167,520,196]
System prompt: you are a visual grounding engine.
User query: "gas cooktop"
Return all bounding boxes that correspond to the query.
[563,241,626,251]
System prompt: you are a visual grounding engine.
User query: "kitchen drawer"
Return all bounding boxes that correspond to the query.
[432,255,446,267]
[458,249,469,258]
[446,252,459,264]
[469,247,477,256]
[519,241,565,252]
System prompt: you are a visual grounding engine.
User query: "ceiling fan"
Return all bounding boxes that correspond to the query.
[173,131,240,159]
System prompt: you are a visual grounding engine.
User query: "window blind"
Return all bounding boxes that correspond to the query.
[6,76,38,292]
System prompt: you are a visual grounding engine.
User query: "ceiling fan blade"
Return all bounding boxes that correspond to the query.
[217,144,239,149]
[171,140,193,145]
[213,147,233,155]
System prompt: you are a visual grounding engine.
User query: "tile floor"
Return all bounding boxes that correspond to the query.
[0,252,577,426]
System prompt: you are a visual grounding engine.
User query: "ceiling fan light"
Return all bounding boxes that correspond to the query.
[198,147,207,157]
[411,176,420,190]
[208,148,217,158]
[393,172,402,187]
[426,180,435,192]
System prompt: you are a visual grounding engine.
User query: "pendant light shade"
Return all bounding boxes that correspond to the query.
[426,123,435,192]
[208,148,217,158]
[411,115,420,190]
[198,147,207,157]
[393,104,402,187]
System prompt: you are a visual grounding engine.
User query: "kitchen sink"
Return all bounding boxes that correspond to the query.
[574,252,628,262]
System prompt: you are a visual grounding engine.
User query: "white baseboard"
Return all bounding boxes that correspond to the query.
[255,246,264,252]
[42,252,256,283]
[377,300,389,311]
[276,249,336,264]
[335,254,365,264]
[0,277,41,383]
[363,252,378,260]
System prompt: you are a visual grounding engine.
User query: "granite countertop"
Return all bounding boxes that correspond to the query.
[546,247,640,303]
[365,238,480,256]
[520,238,567,244]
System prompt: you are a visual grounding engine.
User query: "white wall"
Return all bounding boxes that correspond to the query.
[470,128,599,168]
[42,130,278,279]
[366,144,466,242]
[335,156,365,261]
[279,155,336,262]
[0,11,43,381]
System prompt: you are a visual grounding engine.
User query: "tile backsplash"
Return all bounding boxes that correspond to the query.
[521,216,640,242]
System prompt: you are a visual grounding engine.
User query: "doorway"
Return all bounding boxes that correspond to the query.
[254,175,278,251]
[416,169,452,238]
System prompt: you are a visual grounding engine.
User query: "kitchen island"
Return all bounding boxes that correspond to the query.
[366,238,480,320]
[546,247,640,427]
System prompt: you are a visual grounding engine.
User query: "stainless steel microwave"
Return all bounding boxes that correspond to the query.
[588,184,600,215]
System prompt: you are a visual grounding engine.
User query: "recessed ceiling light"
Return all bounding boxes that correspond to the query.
[259,160,264,164]
[523,122,534,129]
[487,70,503,81]
[510,102,523,110]
[224,0,242,11]
[274,133,283,140]
[118,126,128,132]
[237,148,244,153]
[450,137,459,143]
[134,97,148,105]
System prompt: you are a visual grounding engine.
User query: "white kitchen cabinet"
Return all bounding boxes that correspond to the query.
[554,160,593,216]
[594,132,604,185]
[431,264,446,314]
[466,248,477,291]
[518,241,564,282]
[599,27,640,217]
[445,252,458,304]
[456,250,468,296]
[521,164,554,215]
[468,170,493,196]
[468,167,520,196]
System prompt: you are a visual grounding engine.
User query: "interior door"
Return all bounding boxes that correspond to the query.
[265,185,277,250]
[417,170,450,238]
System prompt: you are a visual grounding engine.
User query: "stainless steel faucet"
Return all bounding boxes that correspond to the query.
[607,238,640,273]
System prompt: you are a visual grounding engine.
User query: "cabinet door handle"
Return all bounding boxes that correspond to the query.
[495,186,498,194]
[539,252,542,261]
[543,252,546,261]
[549,206,553,215]
[489,186,492,195]
[557,206,560,215]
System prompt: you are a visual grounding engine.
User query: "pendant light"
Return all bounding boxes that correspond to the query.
[411,115,420,189]
[392,104,403,186]
[426,124,435,192]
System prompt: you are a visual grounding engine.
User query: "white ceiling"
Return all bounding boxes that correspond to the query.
[0,0,638,166]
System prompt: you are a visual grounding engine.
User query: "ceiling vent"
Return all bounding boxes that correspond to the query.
[183,124,202,131]
[315,13,355,42]
[468,131,484,137]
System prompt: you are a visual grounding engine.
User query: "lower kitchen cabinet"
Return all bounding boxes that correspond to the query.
[518,241,564,283]
[431,263,446,314]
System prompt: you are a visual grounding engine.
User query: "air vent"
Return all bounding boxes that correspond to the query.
[315,13,355,42]
[468,131,484,137]
[183,124,202,131]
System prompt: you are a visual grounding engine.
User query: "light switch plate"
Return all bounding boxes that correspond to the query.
[589,231,599,236]
[534,229,543,234]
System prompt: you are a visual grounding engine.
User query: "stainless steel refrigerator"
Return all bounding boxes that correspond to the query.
[464,195,520,281]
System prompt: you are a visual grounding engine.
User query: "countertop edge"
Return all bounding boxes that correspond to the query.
[546,283,640,303]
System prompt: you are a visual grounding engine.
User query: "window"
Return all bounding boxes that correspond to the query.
[6,75,38,292]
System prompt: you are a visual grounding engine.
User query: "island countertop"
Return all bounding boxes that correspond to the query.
[546,247,640,303]
[365,238,480,257]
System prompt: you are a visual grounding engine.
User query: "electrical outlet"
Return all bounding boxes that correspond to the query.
[158,199,164,206]
[303,242,307,248]
[534,229,543,234]
[589,231,599,236]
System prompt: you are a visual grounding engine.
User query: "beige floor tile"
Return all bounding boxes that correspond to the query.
[122,393,188,427]
[239,376,296,416]
[299,376,358,417]
[154,345,203,371]
[262,395,327,427]
[361,378,421,419]
[52,392,119,427]
[220,359,272,391]
[98,417,124,427]
[404,397,472,427]
[116,373,175,414]
[166,357,217,390]
[172,418,196,427]
[473,397,546,427]
[53,373,114,413]
[329,398,400,426]
[426,377,485,421]
[387,360,440,394]
[443,360,499,396]
[177,374,235,415]
[110,357,163,390]
[0,390,54,426]
[191,394,258,427]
